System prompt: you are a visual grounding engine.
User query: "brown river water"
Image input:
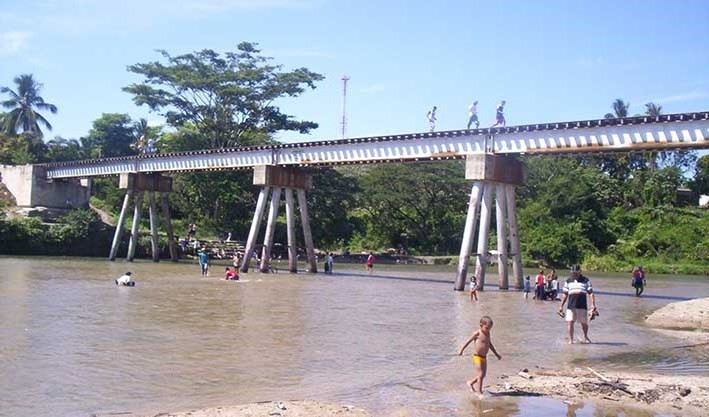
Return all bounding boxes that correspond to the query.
[1,256,707,417]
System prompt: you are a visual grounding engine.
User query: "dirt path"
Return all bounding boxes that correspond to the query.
[89,202,115,226]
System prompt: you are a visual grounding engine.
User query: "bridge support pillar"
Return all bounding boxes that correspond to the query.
[109,190,133,261]
[454,155,527,291]
[241,166,314,274]
[108,173,174,261]
[127,192,144,262]
[284,189,298,273]
[260,188,282,272]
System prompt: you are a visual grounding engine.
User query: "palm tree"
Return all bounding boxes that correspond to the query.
[604,98,630,119]
[1,74,58,138]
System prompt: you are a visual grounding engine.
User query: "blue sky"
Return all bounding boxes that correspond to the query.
[2,0,709,145]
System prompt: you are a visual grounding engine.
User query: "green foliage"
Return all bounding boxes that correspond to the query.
[356,162,468,255]
[1,74,57,138]
[0,133,43,164]
[123,42,324,149]
[0,210,111,256]
[692,155,709,196]
[86,113,139,158]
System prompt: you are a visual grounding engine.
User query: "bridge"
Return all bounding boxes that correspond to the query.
[8,111,709,291]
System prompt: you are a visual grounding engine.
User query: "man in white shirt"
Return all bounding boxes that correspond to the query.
[467,101,479,129]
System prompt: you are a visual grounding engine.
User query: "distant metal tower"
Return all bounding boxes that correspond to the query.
[340,75,350,139]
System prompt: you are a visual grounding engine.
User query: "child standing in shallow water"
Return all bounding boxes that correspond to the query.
[458,316,502,397]
[469,276,479,302]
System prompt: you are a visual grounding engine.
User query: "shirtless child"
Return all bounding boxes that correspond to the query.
[458,316,502,397]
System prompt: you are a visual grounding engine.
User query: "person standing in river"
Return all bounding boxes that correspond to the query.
[558,265,598,344]
[632,265,646,297]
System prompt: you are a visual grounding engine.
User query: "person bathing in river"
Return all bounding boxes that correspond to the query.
[115,271,135,286]
[458,316,502,397]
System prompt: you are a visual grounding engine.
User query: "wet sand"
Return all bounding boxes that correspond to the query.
[125,400,371,417]
[494,368,709,417]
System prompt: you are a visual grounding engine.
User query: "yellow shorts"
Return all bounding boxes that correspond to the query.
[472,354,486,366]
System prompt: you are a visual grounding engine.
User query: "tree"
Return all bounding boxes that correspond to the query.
[604,98,629,119]
[356,162,469,254]
[123,42,324,149]
[692,155,709,196]
[45,136,88,162]
[87,113,139,158]
[1,74,58,138]
[586,99,646,180]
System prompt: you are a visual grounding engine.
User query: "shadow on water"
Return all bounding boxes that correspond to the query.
[594,290,692,301]
[328,271,455,285]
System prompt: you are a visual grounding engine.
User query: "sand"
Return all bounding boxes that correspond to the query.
[130,401,371,417]
[493,367,709,416]
[644,297,709,331]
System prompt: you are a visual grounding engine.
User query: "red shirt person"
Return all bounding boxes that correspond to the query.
[534,270,545,299]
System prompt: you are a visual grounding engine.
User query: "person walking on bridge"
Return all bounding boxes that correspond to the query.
[490,100,506,127]
[427,106,437,132]
[467,101,479,129]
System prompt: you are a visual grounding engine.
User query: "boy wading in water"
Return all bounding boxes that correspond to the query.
[458,316,502,397]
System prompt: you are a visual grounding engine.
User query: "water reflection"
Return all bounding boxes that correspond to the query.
[0,257,707,417]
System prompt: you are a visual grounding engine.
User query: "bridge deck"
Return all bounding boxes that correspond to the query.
[37,112,709,179]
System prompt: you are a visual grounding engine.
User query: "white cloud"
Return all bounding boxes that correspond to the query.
[0,31,32,55]
[650,91,709,104]
[358,83,387,94]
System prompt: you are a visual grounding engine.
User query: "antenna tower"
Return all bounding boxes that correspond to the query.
[340,75,350,139]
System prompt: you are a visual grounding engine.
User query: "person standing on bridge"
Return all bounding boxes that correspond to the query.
[467,101,479,129]
[490,100,506,127]
[427,106,437,132]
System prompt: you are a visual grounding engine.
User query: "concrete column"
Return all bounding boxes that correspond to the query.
[109,190,133,261]
[505,184,524,289]
[240,187,270,273]
[160,193,178,262]
[148,192,160,262]
[260,187,282,273]
[495,184,509,289]
[284,188,298,273]
[127,191,144,262]
[474,183,494,290]
[454,181,483,291]
[297,189,317,273]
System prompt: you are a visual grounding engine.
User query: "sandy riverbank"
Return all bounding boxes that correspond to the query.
[644,297,709,331]
[128,400,371,417]
[493,367,709,416]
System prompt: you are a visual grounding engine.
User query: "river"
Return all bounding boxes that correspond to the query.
[1,256,707,417]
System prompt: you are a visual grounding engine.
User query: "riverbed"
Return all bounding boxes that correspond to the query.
[0,257,707,416]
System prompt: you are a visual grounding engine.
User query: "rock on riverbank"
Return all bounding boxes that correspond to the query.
[644,297,709,331]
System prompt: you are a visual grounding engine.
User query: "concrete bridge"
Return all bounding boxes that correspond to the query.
[4,111,709,291]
